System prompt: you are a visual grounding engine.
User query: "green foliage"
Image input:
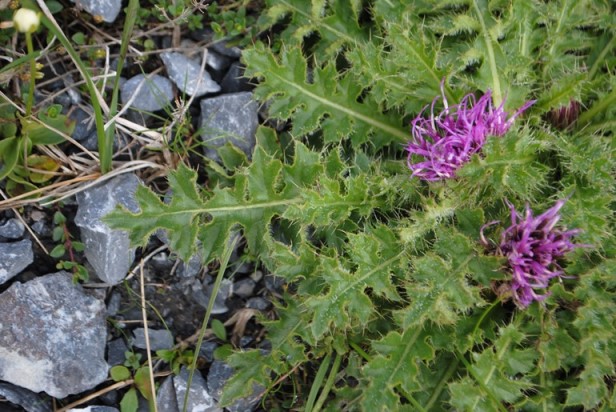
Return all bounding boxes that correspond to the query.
[106,0,616,410]
[51,209,89,283]
[0,99,74,193]
[156,348,194,375]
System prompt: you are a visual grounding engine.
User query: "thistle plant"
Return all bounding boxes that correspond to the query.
[406,85,535,181]
[106,0,616,410]
[482,199,582,307]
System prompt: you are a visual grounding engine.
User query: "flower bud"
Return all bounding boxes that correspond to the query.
[13,8,40,33]
[547,100,580,130]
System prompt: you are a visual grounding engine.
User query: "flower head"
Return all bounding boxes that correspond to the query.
[13,8,40,33]
[406,83,535,181]
[483,199,581,307]
[547,100,580,130]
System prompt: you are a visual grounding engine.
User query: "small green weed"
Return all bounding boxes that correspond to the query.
[110,352,155,412]
[50,209,89,283]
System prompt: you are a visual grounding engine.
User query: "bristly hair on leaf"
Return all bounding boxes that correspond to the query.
[406,81,535,181]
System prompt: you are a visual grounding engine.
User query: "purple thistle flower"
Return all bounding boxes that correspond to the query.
[406,83,535,181]
[482,199,581,308]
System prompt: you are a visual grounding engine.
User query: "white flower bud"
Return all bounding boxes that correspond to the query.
[13,8,40,33]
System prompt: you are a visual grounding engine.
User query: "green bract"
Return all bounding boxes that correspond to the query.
[106,0,616,410]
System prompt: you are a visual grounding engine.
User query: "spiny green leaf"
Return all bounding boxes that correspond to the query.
[451,324,535,410]
[104,163,205,261]
[198,146,296,262]
[455,131,549,205]
[361,328,435,410]
[244,43,408,148]
[284,173,383,229]
[346,21,455,114]
[259,0,368,60]
[218,349,271,407]
[306,226,405,340]
[396,228,484,328]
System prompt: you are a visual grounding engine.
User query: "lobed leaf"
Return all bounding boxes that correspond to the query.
[243,43,408,148]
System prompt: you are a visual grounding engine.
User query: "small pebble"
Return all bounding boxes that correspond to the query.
[246,297,271,311]
[0,218,24,239]
[232,278,256,298]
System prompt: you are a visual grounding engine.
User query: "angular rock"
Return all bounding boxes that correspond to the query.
[68,107,95,142]
[205,49,231,72]
[198,341,218,363]
[199,92,258,160]
[156,376,179,412]
[232,278,256,298]
[220,62,251,94]
[246,297,271,311]
[0,239,33,285]
[177,254,203,278]
[207,360,263,412]
[0,218,24,239]
[71,0,122,23]
[69,407,119,412]
[75,174,140,285]
[191,278,232,314]
[106,338,128,367]
[160,52,221,97]
[174,367,221,412]
[0,272,108,398]
[121,74,174,112]
[264,273,285,293]
[210,42,242,59]
[0,382,51,412]
[131,328,174,351]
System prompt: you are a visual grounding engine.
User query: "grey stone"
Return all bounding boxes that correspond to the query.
[191,278,232,314]
[221,62,251,94]
[75,173,140,285]
[0,272,108,398]
[0,382,51,412]
[69,107,94,142]
[173,367,221,412]
[0,218,25,239]
[121,74,174,112]
[264,273,285,293]
[106,291,122,316]
[210,42,242,59]
[198,341,218,362]
[156,376,179,412]
[71,0,122,23]
[205,49,231,72]
[246,297,271,311]
[160,52,221,97]
[0,240,33,285]
[250,270,263,283]
[177,254,203,278]
[131,328,174,351]
[239,336,254,348]
[63,78,82,105]
[68,407,119,412]
[81,131,100,151]
[200,92,258,160]
[207,360,263,412]
[232,278,256,298]
[31,220,50,237]
[106,338,128,366]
